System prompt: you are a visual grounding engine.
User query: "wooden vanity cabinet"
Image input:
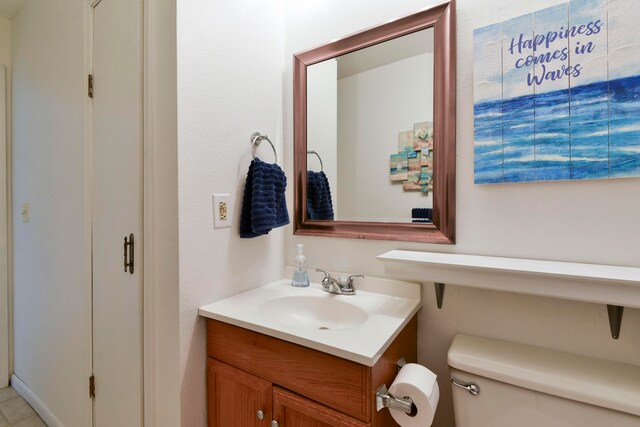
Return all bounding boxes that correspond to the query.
[208,359,272,426]
[206,316,417,427]
[273,386,368,427]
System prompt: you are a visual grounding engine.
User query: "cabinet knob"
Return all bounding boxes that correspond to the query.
[271,421,279,427]
[256,410,264,420]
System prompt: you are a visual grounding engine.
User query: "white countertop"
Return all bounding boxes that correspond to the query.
[199,275,421,366]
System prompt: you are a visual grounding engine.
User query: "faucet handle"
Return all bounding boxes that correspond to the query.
[316,268,329,279]
[316,268,333,284]
[346,274,364,285]
[343,275,364,294]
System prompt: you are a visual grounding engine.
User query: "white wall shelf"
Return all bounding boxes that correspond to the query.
[377,250,640,339]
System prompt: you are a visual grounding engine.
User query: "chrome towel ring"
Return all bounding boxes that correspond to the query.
[251,132,277,164]
[307,150,324,171]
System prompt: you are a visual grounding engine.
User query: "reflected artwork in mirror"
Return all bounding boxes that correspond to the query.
[307,28,435,222]
[293,1,456,243]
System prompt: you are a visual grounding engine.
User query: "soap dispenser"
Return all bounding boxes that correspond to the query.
[291,243,310,287]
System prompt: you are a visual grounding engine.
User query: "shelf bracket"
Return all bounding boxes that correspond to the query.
[435,282,445,309]
[606,305,624,340]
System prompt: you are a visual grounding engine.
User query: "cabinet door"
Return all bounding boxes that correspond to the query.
[273,386,369,427]
[208,359,272,427]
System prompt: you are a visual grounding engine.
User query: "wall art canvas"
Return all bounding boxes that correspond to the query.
[403,170,422,190]
[413,121,433,151]
[390,153,408,181]
[408,155,421,172]
[421,150,430,166]
[474,0,640,184]
[420,166,433,193]
[398,130,414,153]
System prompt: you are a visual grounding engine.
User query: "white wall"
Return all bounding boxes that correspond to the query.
[284,1,640,426]
[11,1,89,426]
[307,59,338,212]
[0,16,11,389]
[177,0,285,425]
[337,53,433,221]
[0,17,9,64]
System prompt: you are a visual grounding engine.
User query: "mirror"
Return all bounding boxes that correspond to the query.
[293,1,456,243]
[307,28,435,223]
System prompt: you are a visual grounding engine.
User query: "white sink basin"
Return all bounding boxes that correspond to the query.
[259,295,368,330]
[199,275,421,366]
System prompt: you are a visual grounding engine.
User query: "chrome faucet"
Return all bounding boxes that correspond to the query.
[316,269,364,296]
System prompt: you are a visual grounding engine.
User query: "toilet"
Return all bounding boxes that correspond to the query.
[448,334,640,427]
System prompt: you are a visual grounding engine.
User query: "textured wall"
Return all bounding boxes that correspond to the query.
[177,0,285,425]
[283,1,640,425]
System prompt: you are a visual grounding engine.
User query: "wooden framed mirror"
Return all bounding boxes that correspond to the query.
[293,1,456,243]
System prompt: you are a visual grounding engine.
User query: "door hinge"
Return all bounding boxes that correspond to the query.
[124,233,134,274]
[89,375,95,399]
[88,74,94,98]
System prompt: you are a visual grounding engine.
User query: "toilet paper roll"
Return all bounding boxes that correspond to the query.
[388,363,439,427]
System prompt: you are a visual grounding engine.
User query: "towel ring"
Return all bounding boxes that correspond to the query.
[251,132,277,164]
[307,150,324,171]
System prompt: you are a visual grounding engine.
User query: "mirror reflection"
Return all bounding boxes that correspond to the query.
[306,28,435,223]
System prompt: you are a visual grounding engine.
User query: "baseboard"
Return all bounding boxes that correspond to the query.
[10,374,65,427]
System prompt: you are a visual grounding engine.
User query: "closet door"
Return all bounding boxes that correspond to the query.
[91,0,143,424]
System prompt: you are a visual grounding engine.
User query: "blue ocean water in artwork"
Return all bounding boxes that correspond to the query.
[474,74,640,184]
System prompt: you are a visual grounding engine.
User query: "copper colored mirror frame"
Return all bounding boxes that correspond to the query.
[293,1,456,244]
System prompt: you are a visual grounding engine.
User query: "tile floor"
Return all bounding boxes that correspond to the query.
[0,387,46,426]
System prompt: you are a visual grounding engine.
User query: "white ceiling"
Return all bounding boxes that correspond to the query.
[0,0,25,19]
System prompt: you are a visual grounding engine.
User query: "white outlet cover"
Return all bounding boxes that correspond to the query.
[213,194,232,229]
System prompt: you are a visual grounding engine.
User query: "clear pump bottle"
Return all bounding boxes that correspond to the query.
[291,243,310,287]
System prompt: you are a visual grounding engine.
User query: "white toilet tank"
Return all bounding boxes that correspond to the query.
[448,334,640,427]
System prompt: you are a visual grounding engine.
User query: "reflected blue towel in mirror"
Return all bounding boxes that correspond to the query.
[307,171,334,220]
[411,208,432,222]
[240,158,290,238]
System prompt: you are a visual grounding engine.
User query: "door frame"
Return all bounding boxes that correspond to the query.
[83,4,95,426]
[140,0,179,425]
[0,65,9,389]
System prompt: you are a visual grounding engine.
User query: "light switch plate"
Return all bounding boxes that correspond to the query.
[213,194,232,229]
[21,203,30,223]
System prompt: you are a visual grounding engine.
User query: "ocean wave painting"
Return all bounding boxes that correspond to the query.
[473,0,640,184]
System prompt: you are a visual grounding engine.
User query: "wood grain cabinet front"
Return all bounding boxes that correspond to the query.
[273,386,369,427]
[207,359,272,427]
[206,317,417,426]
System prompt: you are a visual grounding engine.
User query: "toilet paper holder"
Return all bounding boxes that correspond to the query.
[375,357,417,416]
[375,384,417,416]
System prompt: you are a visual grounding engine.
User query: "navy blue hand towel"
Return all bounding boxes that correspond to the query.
[240,158,290,238]
[411,208,433,223]
[307,171,334,220]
